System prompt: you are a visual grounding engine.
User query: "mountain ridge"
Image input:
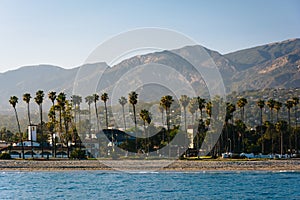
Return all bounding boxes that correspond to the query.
[0,38,299,110]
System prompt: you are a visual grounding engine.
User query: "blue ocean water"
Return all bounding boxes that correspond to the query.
[0,170,299,199]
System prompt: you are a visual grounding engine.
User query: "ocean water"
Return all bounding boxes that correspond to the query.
[0,171,299,199]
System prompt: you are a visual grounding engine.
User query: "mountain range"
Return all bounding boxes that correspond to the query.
[0,38,299,111]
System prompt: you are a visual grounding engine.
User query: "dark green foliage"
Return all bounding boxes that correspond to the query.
[70,149,86,160]
[0,152,11,159]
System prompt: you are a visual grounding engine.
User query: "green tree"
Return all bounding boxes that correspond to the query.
[101,93,109,129]
[128,91,138,130]
[9,96,24,159]
[276,120,288,155]
[93,93,100,132]
[257,99,265,153]
[48,91,57,107]
[118,96,127,130]
[285,99,294,153]
[237,97,248,122]
[188,98,198,124]
[267,99,276,123]
[23,93,33,157]
[139,109,151,153]
[160,95,174,133]
[35,90,45,157]
[179,95,190,133]
[56,92,66,137]
[85,95,94,134]
[292,97,299,152]
[274,101,282,122]
[197,97,206,120]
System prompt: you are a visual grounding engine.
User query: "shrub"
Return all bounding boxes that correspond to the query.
[0,152,11,159]
[70,149,86,160]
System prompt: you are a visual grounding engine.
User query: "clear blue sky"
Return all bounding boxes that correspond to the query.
[0,0,299,72]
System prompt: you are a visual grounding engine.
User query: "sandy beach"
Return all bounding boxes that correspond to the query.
[0,159,300,171]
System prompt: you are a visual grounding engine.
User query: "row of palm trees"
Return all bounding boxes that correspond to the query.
[8,88,300,157]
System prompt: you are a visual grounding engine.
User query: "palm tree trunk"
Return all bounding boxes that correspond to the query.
[40,104,44,157]
[14,108,24,159]
[260,108,264,154]
[122,105,126,130]
[105,102,108,129]
[288,109,291,154]
[95,102,99,132]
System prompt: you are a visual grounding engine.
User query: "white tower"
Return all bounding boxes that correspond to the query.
[28,125,37,141]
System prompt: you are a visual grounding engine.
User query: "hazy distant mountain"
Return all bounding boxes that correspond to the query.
[0,38,299,110]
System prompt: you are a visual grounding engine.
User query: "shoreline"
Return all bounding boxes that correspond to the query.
[1,159,300,172]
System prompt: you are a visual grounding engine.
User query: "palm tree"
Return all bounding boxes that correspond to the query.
[56,92,66,139]
[197,97,206,120]
[101,93,109,129]
[139,109,151,153]
[23,93,33,157]
[128,91,138,130]
[48,91,57,107]
[48,91,57,156]
[292,97,299,152]
[9,96,24,159]
[257,99,265,153]
[35,90,45,157]
[179,95,190,133]
[267,99,276,123]
[71,95,82,125]
[276,120,288,155]
[285,99,294,153]
[48,106,56,157]
[188,98,198,124]
[158,104,164,126]
[274,101,282,122]
[23,93,32,125]
[92,93,100,132]
[237,97,248,122]
[118,96,127,130]
[85,95,94,134]
[160,95,173,133]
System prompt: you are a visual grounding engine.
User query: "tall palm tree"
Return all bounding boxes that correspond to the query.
[23,93,33,157]
[179,95,190,133]
[276,120,288,155]
[56,92,66,139]
[118,96,127,130]
[188,98,198,124]
[285,99,294,153]
[128,91,138,130]
[35,90,45,157]
[9,96,24,159]
[292,97,299,152]
[237,97,248,122]
[101,93,109,129]
[197,97,206,120]
[139,109,151,153]
[160,95,173,133]
[267,99,276,123]
[48,91,57,107]
[257,99,265,153]
[158,104,164,126]
[274,101,282,122]
[23,93,32,125]
[71,95,82,125]
[48,91,57,156]
[85,95,94,134]
[129,91,138,152]
[48,106,56,157]
[93,93,100,132]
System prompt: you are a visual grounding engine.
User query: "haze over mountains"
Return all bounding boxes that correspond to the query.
[0,38,299,111]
